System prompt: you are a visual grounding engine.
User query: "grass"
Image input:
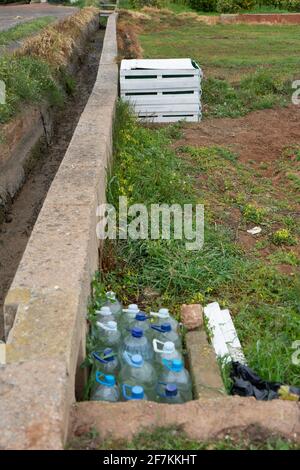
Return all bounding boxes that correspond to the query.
[0,17,55,47]
[68,426,300,450]
[0,55,64,124]
[118,9,300,117]
[0,7,98,125]
[90,101,300,390]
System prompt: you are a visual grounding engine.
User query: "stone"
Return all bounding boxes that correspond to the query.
[180,304,203,330]
[186,329,225,399]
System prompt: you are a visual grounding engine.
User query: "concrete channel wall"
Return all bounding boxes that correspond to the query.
[0,13,118,450]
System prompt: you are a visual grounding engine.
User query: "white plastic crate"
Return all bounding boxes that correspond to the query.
[120,59,202,123]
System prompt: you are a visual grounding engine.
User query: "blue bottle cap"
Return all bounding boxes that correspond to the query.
[131,327,143,338]
[165,384,178,397]
[132,386,144,399]
[105,375,116,386]
[135,313,147,322]
[131,354,143,367]
[161,323,172,333]
[172,359,183,372]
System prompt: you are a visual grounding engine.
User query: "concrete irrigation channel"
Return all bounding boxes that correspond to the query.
[0,17,105,341]
[0,12,299,450]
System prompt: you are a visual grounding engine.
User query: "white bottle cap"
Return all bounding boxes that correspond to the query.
[107,321,117,330]
[159,308,170,317]
[99,306,112,316]
[163,341,175,353]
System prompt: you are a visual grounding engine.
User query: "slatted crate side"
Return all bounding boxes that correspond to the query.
[120,76,201,93]
[130,103,201,113]
[121,93,201,106]
[120,68,201,79]
[138,113,201,123]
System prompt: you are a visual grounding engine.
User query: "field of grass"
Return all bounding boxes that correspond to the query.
[89,102,300,390]
[119,9,300,117]
[0,17,55,46]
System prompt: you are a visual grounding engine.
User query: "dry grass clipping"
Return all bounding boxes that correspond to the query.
[16,7,99,69]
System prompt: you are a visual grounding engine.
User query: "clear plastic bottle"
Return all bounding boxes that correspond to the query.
[104,291,122,318]
[159,359,192,401]
[129,313,151,338]
[121,327,154,362]
[91,372,119,402]
[150,308,179,332]
[119,304,141,333]
[92,348,119,375]
[95,321,121,348]
[95,306,116,324]
[151,323,182,350]
[157,383,184,404]
[122,384,148,401]
[119,352,157,400]
[152,339,182,367]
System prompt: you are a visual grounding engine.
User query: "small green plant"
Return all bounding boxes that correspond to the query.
[272,229,297,246]
[242,203,267,224]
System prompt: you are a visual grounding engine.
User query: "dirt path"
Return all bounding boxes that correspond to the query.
[0,29,104,340]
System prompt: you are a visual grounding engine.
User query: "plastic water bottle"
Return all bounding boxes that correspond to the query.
[91,372,119,402]
[150,308,179,332]
[95,306,115,324]
[129,313,151,337]
[121,327,154,361]
[157,383,184,404]
[159,359,192,401]
[92,348,119,375]
[95,321,121,348]
[119,304,141,332]
[119,352,157,400]
[151,323,182,350]
[122,384,147,401]
[104,291,122,318]
[152,339,182,366]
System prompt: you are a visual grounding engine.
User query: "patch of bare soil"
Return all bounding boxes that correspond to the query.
[0,30,104,340]
[175,105,300,264]
[176,105,300,176]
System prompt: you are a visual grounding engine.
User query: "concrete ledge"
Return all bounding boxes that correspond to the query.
[1,13,118,450]
[71,397,300,444]
[0,358,69,450]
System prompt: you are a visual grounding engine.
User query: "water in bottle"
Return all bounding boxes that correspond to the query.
[152,339,182,367]
[119,352,157,400]
[95,306,115,324]
[122,384,148,401]
[92,348,119,375]
[95,321,121,348]
[121,327,154,362]
[91,372,119,402]
[150,308,179,332]
[157,383,184,404]
[159,359,192,401]
[151,323,182,350]
[104,291,122,318]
